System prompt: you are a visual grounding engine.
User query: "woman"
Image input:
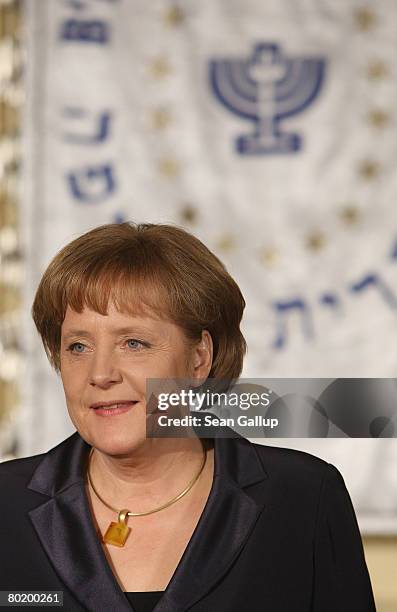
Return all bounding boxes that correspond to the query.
[0,222,376,612]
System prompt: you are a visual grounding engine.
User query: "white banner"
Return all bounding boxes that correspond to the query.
[21,0,397,532]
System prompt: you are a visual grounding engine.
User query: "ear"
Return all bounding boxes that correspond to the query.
[190,330,213,382]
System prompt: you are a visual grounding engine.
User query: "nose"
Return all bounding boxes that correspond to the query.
[88,350,123,388]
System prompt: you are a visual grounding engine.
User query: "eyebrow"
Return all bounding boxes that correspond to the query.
[62,327,156,340]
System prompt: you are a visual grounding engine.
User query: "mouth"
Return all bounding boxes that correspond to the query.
[90,400,138,416]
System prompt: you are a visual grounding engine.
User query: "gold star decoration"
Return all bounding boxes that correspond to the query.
[354,8,377,31]
[158,157,181,179]
[305,232,326,252]
[358,159,380,180]
[367,60,389,80]
[148,57,172,79]
[164,6,185,27]
[339,205,361,225]
[258,247,279,266]
[150,108,172,130]
[216,234,236,252]
[367,109,390,128]
[179,205,198,224]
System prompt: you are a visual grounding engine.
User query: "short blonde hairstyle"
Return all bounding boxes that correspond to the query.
[31,222,247,380]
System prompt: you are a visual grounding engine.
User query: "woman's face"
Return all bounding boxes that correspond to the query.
[60,301,212,455]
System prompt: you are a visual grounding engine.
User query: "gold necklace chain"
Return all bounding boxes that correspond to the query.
[86,443,207,517]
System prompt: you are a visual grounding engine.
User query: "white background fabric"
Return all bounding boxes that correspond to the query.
[20,0,397,532]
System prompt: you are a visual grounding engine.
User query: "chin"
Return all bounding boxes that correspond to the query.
[88,430,148,457]
[75,407,145,452]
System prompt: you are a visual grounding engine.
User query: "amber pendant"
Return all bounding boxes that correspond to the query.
[103,509,131,547]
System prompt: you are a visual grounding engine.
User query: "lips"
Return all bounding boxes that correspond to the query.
[90,400,138,410]
[90,400,138,417]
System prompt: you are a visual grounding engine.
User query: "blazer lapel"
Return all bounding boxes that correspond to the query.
[27,433,132,611]
[154,435,268,611]
[27,431,268,612]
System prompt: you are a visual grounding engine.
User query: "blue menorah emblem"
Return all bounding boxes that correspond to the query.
[209,43,326,155]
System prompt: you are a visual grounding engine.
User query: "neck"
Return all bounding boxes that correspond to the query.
[88,437,211,511]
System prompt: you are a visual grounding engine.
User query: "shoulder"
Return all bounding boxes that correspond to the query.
[0,452,45,487]
[247,439,345,491]
[242,440,352,533]
[0,432,86,516]
[249,438,328,472]
[0,452,50,517]
[0,431,83,483]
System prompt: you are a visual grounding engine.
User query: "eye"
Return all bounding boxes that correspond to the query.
[67,342,86,354]
[126,339,144,350]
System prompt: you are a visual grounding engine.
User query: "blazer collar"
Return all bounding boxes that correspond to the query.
[27,431,268,612]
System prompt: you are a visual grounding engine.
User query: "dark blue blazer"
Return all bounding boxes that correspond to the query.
[0,431,376,611]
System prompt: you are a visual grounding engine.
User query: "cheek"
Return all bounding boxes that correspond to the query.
[162,352,192,378]
[60,365,85,400]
